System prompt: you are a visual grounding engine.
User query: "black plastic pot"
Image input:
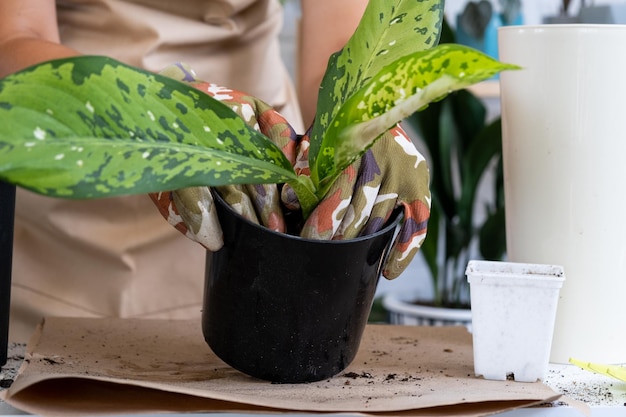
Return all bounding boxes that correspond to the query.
[202,191,402,383]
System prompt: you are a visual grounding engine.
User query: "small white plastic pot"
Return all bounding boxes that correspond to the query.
[466,260,565,382]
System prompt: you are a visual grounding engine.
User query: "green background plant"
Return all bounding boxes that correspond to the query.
[404,19,506,307]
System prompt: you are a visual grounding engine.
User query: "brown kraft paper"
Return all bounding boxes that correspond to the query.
[1,318,562,416]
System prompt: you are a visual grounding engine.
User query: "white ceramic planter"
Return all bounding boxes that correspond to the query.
[381,291,472,331]
[466,260,565,383]
[499,24,626,364]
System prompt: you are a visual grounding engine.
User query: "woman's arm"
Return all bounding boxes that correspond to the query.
[0,0,79,77]
[297,0,368,128]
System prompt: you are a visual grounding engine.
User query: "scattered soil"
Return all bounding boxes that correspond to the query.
[543,366,626,407]
[3,342,625,409]
[0,343,25,391]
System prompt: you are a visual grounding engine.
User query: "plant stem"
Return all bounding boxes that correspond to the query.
[288,175,319,219]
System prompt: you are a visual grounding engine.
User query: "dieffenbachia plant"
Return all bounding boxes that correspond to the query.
[0,0,517,219]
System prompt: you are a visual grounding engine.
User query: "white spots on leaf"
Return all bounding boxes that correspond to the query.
[85,101,95,113]
[172,122,179,129]
[147,110,156,121]
[142,151,150,159]
[76,160,84,167]
[364,81,377,97]
[46,109,54,115]
[24,142,36,148]
[203,126,211,132]
[34,127,46,140]
[394,88,407,105]
[389,40,397,46]
[54,154,64,160]
[71,146,84,152]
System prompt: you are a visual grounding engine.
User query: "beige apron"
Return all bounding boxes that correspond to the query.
[10,0,303,342]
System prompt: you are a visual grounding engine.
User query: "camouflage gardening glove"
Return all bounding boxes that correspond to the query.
[150,63,298,250]
[150,63,431,279]
[282,124,431,279]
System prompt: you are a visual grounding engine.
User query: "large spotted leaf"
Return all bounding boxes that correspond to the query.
[309,0,444,185]
[0,56,297,198]
[315,44,520,193]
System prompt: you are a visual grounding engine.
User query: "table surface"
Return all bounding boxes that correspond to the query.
[1,342,625,417]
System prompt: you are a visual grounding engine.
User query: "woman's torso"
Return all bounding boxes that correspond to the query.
[11,0,302,341]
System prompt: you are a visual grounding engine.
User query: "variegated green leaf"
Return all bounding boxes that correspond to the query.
[0,56,297,198]
[309,0,444,184]
[315,44,519,193]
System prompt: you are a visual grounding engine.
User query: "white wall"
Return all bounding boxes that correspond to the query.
[444,0,626,26]
[282,0,626,81]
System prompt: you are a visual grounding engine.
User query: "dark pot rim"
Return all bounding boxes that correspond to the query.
[212,188,403,245]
